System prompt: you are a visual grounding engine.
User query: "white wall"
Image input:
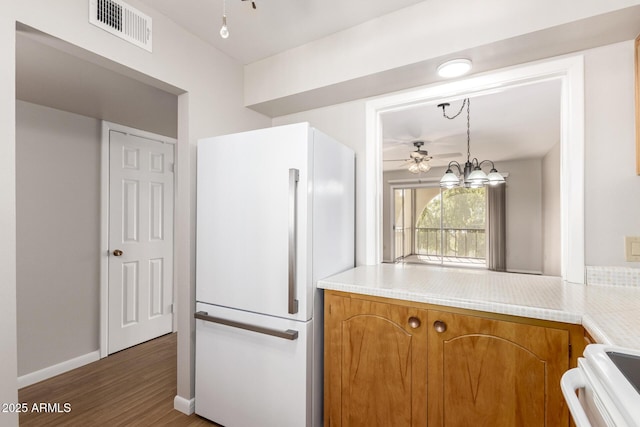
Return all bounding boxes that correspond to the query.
[542,143,561,276]
[1,1,270,423]
[584,41,640,267]
[1,4,19,420]
[502,158,543,274]
[16,100,101,376]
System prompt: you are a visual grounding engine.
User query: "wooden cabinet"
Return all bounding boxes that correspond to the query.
[427,309,568,426]
[324,293,428,427]
[325,291,581,427]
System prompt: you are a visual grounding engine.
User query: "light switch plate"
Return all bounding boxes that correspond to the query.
[624,236,640,261]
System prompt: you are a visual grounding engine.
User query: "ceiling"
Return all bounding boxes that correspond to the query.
[137,0,426,64]
[381,79,562,172]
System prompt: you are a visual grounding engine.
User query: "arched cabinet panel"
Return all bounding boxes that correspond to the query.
[325,295,427,427]
[427,310,569,427]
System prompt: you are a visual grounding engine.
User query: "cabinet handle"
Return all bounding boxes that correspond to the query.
[433,320,447,333]
[408,317,421,329]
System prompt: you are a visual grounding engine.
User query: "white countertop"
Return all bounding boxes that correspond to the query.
[318,264,640,349]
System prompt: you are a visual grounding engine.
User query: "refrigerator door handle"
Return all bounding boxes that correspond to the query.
[288,168,300,314]
[194,311,299,340]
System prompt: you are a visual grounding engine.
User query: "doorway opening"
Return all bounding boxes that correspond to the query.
[15,24,183,388]
[366,55,585,283]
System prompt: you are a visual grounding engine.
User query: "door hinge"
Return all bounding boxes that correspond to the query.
[169,162,175,173]
[569,343,572,358]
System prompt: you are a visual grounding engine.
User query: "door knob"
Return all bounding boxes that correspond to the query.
[433,320,447,333]
[113,249,123,256]
[408,317,421,329]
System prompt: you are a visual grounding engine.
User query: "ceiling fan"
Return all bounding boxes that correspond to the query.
[384,141,460,174]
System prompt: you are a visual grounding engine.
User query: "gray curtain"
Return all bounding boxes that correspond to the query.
[486,184,506,271]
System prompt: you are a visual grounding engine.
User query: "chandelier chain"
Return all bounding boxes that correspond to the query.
[441,98,467,120]
[466,98,470,162]
[441,98,471,162]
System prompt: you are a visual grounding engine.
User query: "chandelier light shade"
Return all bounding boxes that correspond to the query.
[487,168,506,185]
[467,167,489,186]
[440,168,461,188]
[409,160,431,174]
[437,98,505,188]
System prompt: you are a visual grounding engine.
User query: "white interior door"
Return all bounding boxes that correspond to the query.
[108,130,174,354]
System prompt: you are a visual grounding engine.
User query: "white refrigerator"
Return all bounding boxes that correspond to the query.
[195,123,354,427]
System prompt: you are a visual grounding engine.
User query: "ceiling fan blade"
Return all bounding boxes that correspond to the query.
[431,152,463,159]
[383,158,411,162]
[383,139,433,150]
[382,142,412,152]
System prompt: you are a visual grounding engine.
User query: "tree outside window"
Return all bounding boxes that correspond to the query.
[415,187,486,261]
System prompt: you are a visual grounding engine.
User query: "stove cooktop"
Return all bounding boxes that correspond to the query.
[607,351,640,394]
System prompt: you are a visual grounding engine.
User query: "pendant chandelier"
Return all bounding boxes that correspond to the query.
[438,98,505,188]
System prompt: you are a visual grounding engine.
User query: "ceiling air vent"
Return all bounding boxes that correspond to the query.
[89,0,152,52]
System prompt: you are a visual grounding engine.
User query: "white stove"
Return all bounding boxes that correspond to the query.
[561,344,640,426]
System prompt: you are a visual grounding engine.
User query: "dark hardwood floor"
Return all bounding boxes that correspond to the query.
[19,333,220,426]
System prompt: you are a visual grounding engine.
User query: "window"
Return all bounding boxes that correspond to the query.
[393,186,486,267]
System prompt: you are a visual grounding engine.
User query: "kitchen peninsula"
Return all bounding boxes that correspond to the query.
[319,263,640,426]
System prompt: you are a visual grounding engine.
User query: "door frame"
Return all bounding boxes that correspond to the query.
[99,121,178,358]
[388,179,439,262]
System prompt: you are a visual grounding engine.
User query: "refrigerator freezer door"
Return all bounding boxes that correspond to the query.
[195,302,313,427]
[197,123,311,320]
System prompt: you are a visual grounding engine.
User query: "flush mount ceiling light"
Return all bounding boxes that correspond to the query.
[437,58,472,78]
[219,0,257,39]
[438,98,505,188]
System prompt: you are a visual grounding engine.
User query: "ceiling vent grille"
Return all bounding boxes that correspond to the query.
[89,0,152,52]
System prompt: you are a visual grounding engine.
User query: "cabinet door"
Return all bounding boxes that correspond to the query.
[427,310,569,427]
[324,294,427,427]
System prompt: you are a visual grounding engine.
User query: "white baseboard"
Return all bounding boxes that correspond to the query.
[18,350,100,389]
[174,395,195,415]
[506,269,544,275]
